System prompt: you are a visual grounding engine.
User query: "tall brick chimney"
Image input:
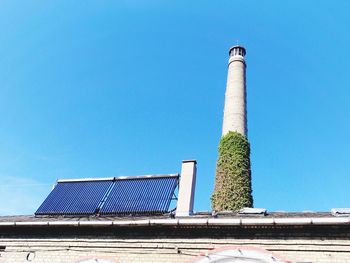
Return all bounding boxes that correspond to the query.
[212,45,253,211]
[222,45,247,137]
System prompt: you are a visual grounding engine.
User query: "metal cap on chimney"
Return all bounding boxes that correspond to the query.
[176,160,197,217]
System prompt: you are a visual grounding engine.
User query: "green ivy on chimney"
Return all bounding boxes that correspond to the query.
[211,131,253,211]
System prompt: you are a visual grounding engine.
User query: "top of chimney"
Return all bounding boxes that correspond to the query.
[229,45,246,57]
[182,160,197,164]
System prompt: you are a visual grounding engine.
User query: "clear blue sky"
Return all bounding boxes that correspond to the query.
[1,1,350,215]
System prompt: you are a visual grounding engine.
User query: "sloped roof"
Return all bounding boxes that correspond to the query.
[0,211,349,227]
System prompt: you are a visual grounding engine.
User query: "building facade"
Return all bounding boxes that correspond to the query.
[1,212,350,262]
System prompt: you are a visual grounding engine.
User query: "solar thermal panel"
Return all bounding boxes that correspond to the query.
[35,175,178,216]
[35,180,113,215]
[99,176,178,215]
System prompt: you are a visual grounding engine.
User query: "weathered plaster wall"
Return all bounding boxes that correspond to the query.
[1,225,350,262]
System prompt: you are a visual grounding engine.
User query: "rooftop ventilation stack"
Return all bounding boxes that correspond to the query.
[176,160,197,217]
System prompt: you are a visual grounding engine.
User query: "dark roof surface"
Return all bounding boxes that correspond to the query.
[0,212,336,223]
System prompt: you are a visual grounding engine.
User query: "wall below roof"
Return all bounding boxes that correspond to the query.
[1,225,350,262]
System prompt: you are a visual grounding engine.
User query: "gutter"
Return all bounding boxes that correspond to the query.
[0,217,349,227]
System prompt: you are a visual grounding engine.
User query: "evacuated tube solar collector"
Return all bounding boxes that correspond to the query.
[35,175,179,216]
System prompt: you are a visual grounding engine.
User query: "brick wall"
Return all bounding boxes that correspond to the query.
[1,225,350,262]
[2,237,350,262]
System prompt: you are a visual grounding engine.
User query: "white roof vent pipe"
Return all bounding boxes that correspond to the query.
[331,208,350,217]
[239,208,267,215]
[176,160,197,217]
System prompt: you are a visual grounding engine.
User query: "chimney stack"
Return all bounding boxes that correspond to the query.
[176,160,197,217]
[212,45,253,211]
[222,45,247,137]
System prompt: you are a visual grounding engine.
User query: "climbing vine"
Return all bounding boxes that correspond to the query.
[211,131,253,211]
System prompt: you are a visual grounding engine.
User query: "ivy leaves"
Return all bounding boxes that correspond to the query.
[212,131,253,211]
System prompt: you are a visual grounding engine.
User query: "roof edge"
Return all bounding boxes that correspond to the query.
[1,217,349,228]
